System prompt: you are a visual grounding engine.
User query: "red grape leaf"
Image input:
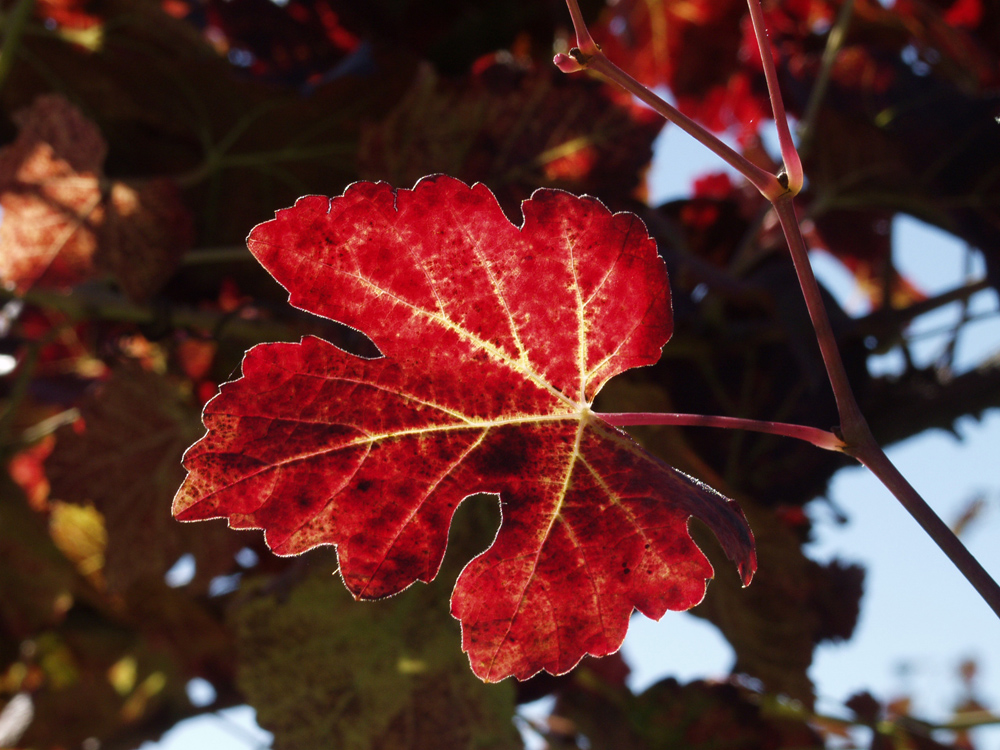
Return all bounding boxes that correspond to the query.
[173,175,756,681]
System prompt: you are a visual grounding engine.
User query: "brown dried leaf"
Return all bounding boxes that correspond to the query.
[99,178,193,301]
[9,93,107,173]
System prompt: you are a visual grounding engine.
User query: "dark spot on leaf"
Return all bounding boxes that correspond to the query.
[475,429,530,478]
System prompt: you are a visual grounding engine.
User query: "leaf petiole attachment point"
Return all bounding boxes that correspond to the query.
[597,412,847,453]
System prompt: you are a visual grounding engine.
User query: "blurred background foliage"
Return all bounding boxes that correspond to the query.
[1,0,999,746]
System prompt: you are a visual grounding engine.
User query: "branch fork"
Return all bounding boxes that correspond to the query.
[558,0,1000,618]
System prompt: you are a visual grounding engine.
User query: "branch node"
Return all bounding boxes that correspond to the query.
[554,50,586,74]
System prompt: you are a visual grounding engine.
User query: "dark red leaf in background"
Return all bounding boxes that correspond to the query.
[0,95,107,292]
[205,0,360,85]
[173,176,755,681]
[592,0,767,138]
[46,367,247,593]
[359,55,663,216]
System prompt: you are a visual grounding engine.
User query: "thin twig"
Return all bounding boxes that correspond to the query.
[744,0,802,193]
[773,196,866,433]
[776,183,1000,618]
[560,0,598,54]
[937,245,977,368]
[854,278,990,342]
[851,429,1000,618]
[555,0,782,199]
[797,0,856,157]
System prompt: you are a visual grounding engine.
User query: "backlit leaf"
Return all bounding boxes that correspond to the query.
[591,0,767,137]
[173,175,755,681]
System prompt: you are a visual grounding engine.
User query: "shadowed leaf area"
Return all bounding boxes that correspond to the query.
[359,54,663,217]
[232,504,522,750]
[45,366,249,593]
[549,669,823,749]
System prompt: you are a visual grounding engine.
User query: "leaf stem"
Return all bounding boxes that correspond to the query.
[560,0,598,55]
[773,196,863,432]
[597,412,846,451]
[745,0,802,193]
[175,143,355,188]
[772,140,1000,619]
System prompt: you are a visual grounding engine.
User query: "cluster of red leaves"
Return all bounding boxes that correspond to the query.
[591,0,768,139]
[202,0,361,85]
[771,0,1000,297]
[1,6,685,737]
